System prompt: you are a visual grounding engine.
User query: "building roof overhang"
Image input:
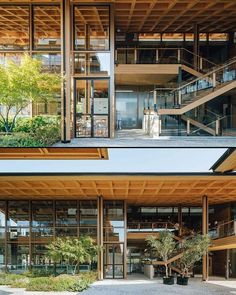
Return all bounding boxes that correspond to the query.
[0,172,235,206]
[211,148,236,173]
[0,148,108,160]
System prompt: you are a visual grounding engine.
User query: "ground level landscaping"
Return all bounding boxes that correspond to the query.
[0,271,97,292]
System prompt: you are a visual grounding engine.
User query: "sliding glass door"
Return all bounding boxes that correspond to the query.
[104,244,124,279]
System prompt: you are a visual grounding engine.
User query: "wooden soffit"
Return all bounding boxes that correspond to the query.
[0,174,236,206]
[0,148,108,160]
[212,149,236,173]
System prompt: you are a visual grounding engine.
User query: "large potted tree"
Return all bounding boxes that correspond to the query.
[146,231,176,285]
[177,234,211,285]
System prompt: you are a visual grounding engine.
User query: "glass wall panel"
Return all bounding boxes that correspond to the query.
[0,201,6,227]
[0,244,5,270]
[104,201,124,227]
[80,201,97,226]
[33,53,61,73]
[0,6,29,50]
[31,244,53,270]
[74,6,109,51]
[8,201,29,227]
[32,201,53,227]
[7,244,29,272]
[56,201,77,226]
[33,6,61,50]
[0,53,23,66]
[7,228,29,243]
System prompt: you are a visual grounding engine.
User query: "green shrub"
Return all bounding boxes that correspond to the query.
[0,273,24,285]
[0,133,42,147]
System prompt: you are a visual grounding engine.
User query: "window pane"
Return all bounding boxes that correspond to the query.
[104,201,124,227]
[8,201,29,227]
[76,115,92,137]
[74,6,109,51]
[0,201,6,227]
[80,201,97,226]
[0,244,5,269]
[55,228,78,237]
[0,53,23,66]
[32,201,53,227]
[56,201,77,226]
[93,115,109,137]
[104,227,125,242]
[33,53,61,73]
[0,6,29,50]
[31,244,53,268]
[7,244,29,272]
[7,228,29,243]
[33,6,61,50]
[31,228,54,243]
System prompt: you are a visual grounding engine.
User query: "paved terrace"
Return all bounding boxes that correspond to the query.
[1,276,236,295]
[54,130,236,147]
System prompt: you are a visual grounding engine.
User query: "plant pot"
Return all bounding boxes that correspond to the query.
[177,276,189,285]
[163,276,174,285]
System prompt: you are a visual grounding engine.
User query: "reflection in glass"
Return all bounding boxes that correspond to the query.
[33,6,61,50]
[80,201,97,226]
[8,201,29,227]
[74,6,109,51]
[7,228,29,242]
[7,244,29,272]
[33,54,61,73]
[93,116,109,137]
[76,115,92,138]
[0,53,23,66]
[55,228,77,237]
[0,6,29,50]
[104,227,124,242]
[32,201,53,227]
[0,201,6,227]
[56,201,77,226]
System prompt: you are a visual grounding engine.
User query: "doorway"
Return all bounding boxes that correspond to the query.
[104,243,124,279]
[74,78,110,138]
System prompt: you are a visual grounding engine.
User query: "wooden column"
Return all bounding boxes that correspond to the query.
[61,0,71,143]
[193,23,199,70]
[124,200,127,279]
[110,4,115,138]
[202,195,209,281]
[97,196,104,280]
[178,205,182,236]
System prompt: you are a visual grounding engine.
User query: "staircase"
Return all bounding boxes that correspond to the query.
[158,57,236,116]
[181,114,216,136]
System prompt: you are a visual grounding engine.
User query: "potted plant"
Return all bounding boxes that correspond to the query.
[146,231,176,285]
[177,234,211,285]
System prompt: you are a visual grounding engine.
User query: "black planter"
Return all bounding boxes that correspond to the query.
[163,276,174,285]
[177,276,189,285]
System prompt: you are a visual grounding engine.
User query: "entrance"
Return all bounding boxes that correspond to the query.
[104,243,124,279]
[74,78,110,138]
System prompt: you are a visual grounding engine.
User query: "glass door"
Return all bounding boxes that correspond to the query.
[75,78,109,138]
[104,243,124,279]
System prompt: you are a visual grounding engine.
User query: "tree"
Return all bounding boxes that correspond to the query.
[47,236,100,275]
[179,234,211,277]
[146,231,176,278]
[0,54,61,133]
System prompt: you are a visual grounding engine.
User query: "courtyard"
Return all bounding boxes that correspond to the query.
[0,276,236,295]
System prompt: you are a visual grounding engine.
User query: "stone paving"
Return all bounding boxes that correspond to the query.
[1,276,236,295]
[54,130,236,147]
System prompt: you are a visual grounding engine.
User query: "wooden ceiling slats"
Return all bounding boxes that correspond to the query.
[0,175,236,205]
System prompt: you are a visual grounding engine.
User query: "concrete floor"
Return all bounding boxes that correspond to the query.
[54,129,236,147]
[1,275,236,295]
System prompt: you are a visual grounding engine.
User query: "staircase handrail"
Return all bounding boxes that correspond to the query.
[189,115,227,135]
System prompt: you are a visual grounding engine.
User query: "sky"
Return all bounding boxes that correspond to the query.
[0,148,227,173]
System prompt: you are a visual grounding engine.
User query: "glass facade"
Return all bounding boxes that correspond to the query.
[0,200,98,273]
[0,4,61,118]
[73,5,111,138]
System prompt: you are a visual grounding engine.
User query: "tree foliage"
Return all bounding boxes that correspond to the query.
[179,234,211,277]
[146,231,176,278]
[0,54,61,132]
[47,236,99,275]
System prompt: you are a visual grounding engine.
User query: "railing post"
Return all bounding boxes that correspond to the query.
[212,72,216,88]
[134,48,137,64]
[177,49,181,63]
[215,119,220,136]
[178,90,182,105]
[187,119,190,135]
[200,58,203,70]
[156,49,159,63]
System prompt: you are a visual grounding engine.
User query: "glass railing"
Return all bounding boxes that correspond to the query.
[157,57,236,109]
[209,219,236,239]
[115,47,216,72]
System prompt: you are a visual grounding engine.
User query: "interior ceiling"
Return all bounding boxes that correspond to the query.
[0,1,235,38]
[0,174,236,206]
